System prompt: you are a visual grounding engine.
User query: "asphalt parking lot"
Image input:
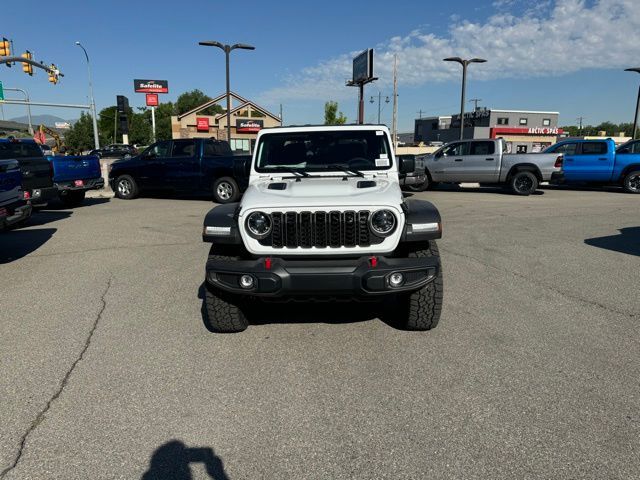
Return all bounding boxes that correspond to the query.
[1,186,639,479]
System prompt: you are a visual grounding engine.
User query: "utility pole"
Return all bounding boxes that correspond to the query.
[392,54,398,149]
[469,98,482,111]
[577,116,584,136]
[279,103,283,125]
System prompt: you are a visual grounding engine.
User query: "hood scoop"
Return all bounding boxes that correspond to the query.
[267,182,287,190]
[357,180,377,189]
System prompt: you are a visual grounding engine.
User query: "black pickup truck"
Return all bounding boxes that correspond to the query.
[108,138,250,203]
[0,138,57,206]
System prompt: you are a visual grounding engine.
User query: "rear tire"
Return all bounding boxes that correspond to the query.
[114,175,139,200]
[60,190,86,207]
[204,246,249,333]
[392,242,443,331]
[213,177,239,204]
[623,169,640,193]
[509,170,538,195]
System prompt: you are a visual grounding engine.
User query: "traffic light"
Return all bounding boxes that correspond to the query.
[1,37,11,67]
[21,50,33,76]
[48,64,58,84]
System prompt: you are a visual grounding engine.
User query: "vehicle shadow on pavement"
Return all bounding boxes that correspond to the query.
[0,228,56,263]
[25,210,72,227]
[584,226,640,257]
[197,283,396,331]
[435,185,545,195]
[141,440,230,480]
[43,197,111,210]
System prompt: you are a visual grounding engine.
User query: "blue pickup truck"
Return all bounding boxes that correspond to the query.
[0,159,32,229]
[44,153,104,207]
[544,138,640,193]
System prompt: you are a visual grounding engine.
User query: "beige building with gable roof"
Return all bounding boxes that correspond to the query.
[171,91,281,154]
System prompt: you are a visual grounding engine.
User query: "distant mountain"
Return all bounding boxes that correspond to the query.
[8,114,77,126]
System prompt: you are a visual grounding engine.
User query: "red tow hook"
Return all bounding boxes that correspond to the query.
[369,256,378,268]
[265,257,272,270]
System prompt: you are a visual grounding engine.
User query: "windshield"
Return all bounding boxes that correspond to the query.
[0,142,44,159]
[255,130,392,173]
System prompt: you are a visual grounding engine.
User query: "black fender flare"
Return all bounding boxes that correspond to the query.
[506,163,543,182]
[620,163,640,182]
[202,202,243,244]
[400,198,442,243]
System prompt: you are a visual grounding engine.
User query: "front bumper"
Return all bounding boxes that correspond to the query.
[206,255,439,298]
[0,202,32,229]
[56,177,105,191]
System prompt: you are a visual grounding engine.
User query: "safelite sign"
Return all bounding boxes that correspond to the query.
[236,119,263,133]
[145,94,158,106]
[133,79,169,94]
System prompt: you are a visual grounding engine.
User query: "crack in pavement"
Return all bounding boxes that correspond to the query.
[440,246,638,319]
[0,276,113,479]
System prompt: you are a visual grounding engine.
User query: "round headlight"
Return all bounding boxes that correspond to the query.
[369,209,397,236]
[246,211,272,238]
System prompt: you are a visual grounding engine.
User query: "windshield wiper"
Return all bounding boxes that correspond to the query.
[267,167,309,177]
[326,164,364,177]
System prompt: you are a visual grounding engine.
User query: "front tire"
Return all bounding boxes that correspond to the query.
[509,170,538,195]
[60,190,86,207]
[213,177,239,204]
[114,175,139,200]
[203,246,249,333]
[623,170,640,193]
[393,242,443,331]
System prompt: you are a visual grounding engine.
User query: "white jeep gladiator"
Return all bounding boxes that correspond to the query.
[201,125,444,332]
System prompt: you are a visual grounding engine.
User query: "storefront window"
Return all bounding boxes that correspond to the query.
[542,118,551,126]
[497,117,509,125]
[519,118,528,125]
[230,139,250,154]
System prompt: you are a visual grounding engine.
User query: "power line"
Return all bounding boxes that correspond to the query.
[469,98,482,110]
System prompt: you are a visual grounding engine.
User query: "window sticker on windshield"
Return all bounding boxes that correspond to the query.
[376,131,384,136]
[380,153,388,158]
[376,158,390,167]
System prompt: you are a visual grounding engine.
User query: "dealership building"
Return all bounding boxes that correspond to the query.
[171,91,282,154]
[414,108,562,153]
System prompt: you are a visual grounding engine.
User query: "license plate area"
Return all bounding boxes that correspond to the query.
[74,180,85,187]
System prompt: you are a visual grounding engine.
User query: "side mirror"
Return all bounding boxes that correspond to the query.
[398,156,415,175]
[143,151,157,160]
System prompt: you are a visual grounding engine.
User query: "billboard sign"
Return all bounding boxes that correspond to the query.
[146,93,159,106]
[196,117,210,132]
[236,119,263,133]
[133,79,169,94]
[352,49,374,83]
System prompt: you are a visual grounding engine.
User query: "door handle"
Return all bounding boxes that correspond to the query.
[564,158,573,162]
[598,157,608,161]
[454,158,463,162]
[485,158,494,161]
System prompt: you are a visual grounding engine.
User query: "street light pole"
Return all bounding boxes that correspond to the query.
[4,87,33,134]
[199,40,255,144]
[75,41,100,149]
[624,68,640,140]
[370,92,389,124]
[443,57,487,140]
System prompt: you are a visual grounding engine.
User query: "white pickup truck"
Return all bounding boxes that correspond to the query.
[201,125,444,333]
[420,138,563,195]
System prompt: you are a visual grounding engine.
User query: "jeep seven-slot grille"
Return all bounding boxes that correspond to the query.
[261,211,381,249]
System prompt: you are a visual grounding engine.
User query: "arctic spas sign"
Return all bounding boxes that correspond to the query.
[133,79,169,94]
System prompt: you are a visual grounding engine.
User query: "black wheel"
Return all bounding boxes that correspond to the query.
[213,177,239,204]
[404,176,430,192]
[114,175,139,200]
[204,246,249,333]
[391,242,443,331]
[623,170,640,194]
[59,190,86,207]
[509,170,538,195]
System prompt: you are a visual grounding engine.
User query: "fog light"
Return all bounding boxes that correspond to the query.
[389,272,404,287]
[239,275,254,289]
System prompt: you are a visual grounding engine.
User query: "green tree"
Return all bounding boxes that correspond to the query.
[324,101,347,125]
[174,89,223,116]
[154,101,175,141]
[65,112,95,151]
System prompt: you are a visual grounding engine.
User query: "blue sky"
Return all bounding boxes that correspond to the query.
[1,0,639,132]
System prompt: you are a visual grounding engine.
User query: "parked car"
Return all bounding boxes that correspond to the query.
[0,138,58,206]
[45,153,104,207]
[202,124,443,333]
[90,143,137,159]
[397,154,428,192]
[108,138,251,203]
[421,138,563,195]
[0,159,32,230]
[544,138,640,193]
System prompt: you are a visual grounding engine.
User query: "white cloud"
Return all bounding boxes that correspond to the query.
[259,0,640,104]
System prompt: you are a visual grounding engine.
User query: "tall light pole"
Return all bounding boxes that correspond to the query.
[370,92,390,124]
[199,40,255,143]
[75,41,100,149]
[443,57,487,140]
[624,67,640,140]
[4,87,33,134]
